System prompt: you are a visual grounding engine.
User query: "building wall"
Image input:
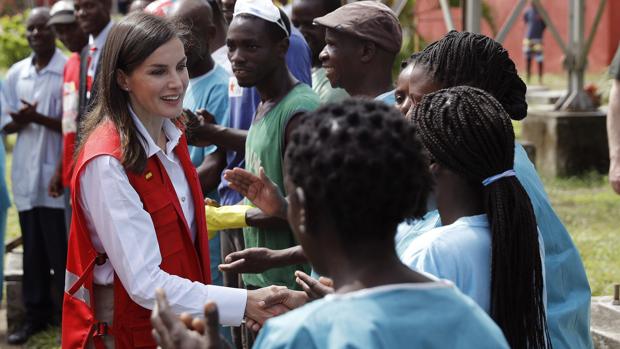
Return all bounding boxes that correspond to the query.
[413,0,620,74]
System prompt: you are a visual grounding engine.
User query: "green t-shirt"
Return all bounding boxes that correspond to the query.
[611,45,620,80]
[243,83,320,289]
[311,67,349,104]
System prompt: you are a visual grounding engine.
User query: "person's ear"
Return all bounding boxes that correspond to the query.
[294,187,309,235]
[206,24,217,44]
[360,40,377,63]
[276,37,289,60]
[116,69,130,92]
[429,162,442,178]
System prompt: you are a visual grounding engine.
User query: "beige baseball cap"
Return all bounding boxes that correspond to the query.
[314,1,402,54]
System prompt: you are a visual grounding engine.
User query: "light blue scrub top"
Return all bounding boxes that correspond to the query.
[401,214,493,312]
[182,65,230,288]
[254,282,509,349]
[400,214,547,314]
[395,142,592,349]
[376,89,396,106]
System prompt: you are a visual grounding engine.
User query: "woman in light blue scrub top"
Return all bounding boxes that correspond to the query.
[398,31,592,349]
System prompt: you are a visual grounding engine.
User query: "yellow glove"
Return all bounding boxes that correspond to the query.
[205,205,252,239]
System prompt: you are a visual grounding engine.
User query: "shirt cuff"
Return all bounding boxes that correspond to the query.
[206,284,247,326]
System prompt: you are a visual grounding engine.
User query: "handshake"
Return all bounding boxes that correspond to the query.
[151,271,334,349]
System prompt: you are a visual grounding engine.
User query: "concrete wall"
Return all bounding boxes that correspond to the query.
[413,0,620,74]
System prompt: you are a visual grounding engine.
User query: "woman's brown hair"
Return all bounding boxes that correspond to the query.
[77,12,185,173]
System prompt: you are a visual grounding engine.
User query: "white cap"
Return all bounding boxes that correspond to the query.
[233,0,289,37]
[49,0,76,25]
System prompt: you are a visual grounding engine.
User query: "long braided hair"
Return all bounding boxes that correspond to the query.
[415,30,528,120]
[413,86,550,348]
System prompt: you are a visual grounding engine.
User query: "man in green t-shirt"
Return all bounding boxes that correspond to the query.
[210,0,405,283]
[608,45,620,194]
[186,0,319,290]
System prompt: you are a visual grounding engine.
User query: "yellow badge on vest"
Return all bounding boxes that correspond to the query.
[145,172,153,180]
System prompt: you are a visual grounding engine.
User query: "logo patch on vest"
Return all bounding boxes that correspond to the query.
[145,172,153,180]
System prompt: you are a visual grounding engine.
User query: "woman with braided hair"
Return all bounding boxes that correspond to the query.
[403,30,592,349]
[403,86,549,348]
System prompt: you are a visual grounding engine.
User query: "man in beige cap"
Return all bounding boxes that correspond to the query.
[314,0,402,104]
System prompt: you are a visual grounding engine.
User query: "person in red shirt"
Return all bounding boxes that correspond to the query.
[47,0,89,232]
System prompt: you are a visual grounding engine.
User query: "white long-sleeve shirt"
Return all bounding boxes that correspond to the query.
[79,109,246,326]
[0,49,66,211]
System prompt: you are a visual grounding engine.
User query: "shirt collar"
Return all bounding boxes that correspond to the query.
[375,89,395,102]
[23,48,66,79]
[128,104,182,158]
[89,20,114,50]
[189,65,219,86]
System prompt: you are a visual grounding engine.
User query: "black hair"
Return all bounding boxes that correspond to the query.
[207,0,224,18]
[272,8,292,40]
[413,86,550,349]
[401,51,421,69]
[415,31,528,120]
[285,99,432,251]
[322,0,342,13]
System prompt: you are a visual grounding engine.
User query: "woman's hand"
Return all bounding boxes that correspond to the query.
[260,288,309,310]
[245,286,291,331]
[245,288,310,332]
[223,167,288,219]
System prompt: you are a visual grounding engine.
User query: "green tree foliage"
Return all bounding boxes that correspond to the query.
[0,11,30,70]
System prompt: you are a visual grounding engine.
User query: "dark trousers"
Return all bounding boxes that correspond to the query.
[220,228,249,349]
[18,207,67,327]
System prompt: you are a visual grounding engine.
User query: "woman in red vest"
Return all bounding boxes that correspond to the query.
[62,12,285,348]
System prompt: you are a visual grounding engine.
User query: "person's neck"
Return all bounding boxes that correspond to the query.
[327,244,431,294]
[189,55,215,79]
[345,69,392,98]
[436,184,484,226]
[34,48,55,72]
[91,19,111,39]
[256,65,296,103]
[133,106,166,151]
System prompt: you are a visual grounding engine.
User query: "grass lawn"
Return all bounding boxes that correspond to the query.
[542,173,620,297]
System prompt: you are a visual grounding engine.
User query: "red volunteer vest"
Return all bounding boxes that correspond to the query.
[62,121,211,348]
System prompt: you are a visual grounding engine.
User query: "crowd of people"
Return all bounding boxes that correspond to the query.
[0,0,610,347]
